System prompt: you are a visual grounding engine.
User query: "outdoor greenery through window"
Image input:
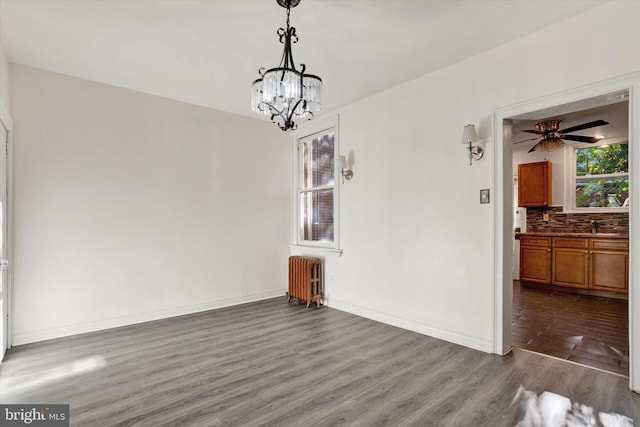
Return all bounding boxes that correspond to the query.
[575,142,629,209]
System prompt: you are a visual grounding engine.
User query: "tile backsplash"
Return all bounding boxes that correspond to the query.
[525,206,629,233]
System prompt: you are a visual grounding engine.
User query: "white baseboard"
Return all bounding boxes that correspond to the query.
[327,298,492,353]
[12,288,286,346]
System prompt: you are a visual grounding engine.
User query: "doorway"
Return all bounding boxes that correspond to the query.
[493,74,640,392]
[510,98,629,375]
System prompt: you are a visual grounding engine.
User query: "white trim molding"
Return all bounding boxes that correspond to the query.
[0,101,14,354]
[288,244,343,257]
[328,297,492,353]
[12,288,286,346]
[290,115,341,252]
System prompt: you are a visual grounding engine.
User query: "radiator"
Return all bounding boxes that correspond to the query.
[288,256,322,308]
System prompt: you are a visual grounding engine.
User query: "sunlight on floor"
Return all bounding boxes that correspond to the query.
[0,356,107,398]
[512,386,633,427]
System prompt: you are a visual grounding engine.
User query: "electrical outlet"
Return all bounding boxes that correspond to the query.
[543,213,550,221]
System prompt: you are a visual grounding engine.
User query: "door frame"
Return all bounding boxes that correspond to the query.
[492,72,640,392]
[0,101,14,360]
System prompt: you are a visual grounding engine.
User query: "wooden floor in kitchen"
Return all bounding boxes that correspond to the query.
[512,280,629,375]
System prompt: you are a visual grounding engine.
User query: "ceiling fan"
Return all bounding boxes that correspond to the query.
[514,119,609,153]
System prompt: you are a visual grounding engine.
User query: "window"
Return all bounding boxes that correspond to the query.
[573,140,629,210]
[292,117,340,251]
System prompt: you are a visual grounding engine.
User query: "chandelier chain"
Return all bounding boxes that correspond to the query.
[286,5,290,30]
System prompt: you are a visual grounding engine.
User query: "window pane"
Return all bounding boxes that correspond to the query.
[576,177,629,208]
[302,133,335,188]
[576,144,628,176]
[300,190,334,242]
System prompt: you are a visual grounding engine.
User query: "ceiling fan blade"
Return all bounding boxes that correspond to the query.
[528,143,538,153]
[522,129,544,135]
[561,135,602,143]
[513,137,540,144]
[558,119,609,134]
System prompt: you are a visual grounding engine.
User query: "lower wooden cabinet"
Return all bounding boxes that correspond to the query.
[551,237,589,289]
[521,246,552,284]
[520,235,628,294]
[590,238,629,293]
[520,236,551,284]
[552,248,589,289]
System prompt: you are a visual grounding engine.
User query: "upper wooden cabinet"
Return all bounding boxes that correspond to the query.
[518,161,552,207]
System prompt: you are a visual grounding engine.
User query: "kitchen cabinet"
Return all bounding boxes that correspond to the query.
[519,234,629,294]
[518,161,552,207]
[551,238,589,289]
[519,236,551,284]
[590,239,629,293]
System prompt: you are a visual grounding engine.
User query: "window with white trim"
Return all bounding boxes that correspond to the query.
[292,118,339,250]
[572,140,629,210]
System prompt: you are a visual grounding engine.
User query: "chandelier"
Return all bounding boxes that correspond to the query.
[251,0,322,131]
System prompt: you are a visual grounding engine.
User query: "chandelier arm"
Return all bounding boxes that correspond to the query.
[256,101,273,116]
[280,28,298,72]
[270,112,288,131]
[287,99,305,122]
[260,101,293,131]
[278,27,291,67]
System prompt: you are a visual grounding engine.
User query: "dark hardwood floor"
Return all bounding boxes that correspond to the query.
[512,280,629,375]
[1,297,638,426]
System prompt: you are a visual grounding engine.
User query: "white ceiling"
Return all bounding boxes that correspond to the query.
[0,0,607,119]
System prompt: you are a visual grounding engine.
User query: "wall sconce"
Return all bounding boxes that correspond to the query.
[462,124,483,165]
[338,155,353,183]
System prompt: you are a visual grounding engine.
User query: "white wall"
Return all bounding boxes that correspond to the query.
[322,1,640,352]
[10,65,290,344]
[0,42,9,110]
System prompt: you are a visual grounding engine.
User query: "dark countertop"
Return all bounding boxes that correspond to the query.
[519,231,629,239]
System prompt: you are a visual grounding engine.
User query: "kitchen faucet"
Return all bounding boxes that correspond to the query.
[590,219,597,234]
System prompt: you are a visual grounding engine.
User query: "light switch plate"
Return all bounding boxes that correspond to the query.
[480,189,490,204]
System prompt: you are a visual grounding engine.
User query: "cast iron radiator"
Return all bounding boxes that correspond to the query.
[288,256,322,308]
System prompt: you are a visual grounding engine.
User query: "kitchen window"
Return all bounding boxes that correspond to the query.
[572,139,629,210]
[291,117,341,253]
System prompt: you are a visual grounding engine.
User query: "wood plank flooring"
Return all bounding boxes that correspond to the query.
[512,281,629,375]
[1,298,639,426]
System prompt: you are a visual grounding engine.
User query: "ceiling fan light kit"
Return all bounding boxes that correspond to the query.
[251,0,322,131]
[515,119,609,153]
